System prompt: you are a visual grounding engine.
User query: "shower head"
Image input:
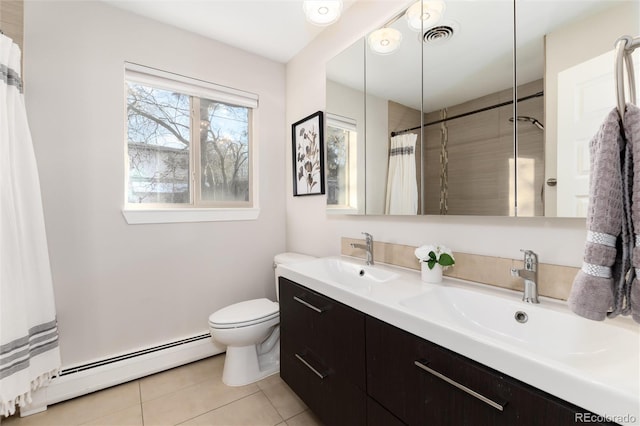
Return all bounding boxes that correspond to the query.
[509,116,544,130]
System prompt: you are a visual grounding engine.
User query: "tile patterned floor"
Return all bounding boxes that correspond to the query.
[1,355,323,426]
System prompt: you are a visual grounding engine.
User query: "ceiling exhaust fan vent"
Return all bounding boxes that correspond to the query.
[423,25,455,44]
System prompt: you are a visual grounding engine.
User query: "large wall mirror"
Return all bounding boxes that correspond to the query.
[326,0,639,217]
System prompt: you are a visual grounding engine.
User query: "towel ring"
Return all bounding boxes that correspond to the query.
[615,35,640,120]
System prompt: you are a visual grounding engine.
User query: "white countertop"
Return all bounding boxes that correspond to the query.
[278,256,640,426]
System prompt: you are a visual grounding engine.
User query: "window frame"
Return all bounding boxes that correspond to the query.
[122,62,259,224]
[325,113,359,214]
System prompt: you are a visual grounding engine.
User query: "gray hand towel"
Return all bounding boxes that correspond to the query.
[626,104,640,323]
[568,108,627,321]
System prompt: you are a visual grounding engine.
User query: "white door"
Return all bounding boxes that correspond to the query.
[557,50,639,217]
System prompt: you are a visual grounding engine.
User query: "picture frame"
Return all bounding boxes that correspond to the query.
[292,111,325,196]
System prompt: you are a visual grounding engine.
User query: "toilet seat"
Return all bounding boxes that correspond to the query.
[209,298,279,329]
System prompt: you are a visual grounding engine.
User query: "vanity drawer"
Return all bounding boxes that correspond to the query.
[279,277,366,425]
[366,316,615,426]
[281,348,366,426]
[413,343,513,425]
[279,277,366,388]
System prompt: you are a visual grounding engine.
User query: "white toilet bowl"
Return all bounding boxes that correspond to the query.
[209,298,280,386]
[208,253,314,386]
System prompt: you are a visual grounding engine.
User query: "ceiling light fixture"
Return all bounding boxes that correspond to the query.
[368,27,403,55]
[303,1,343,26]
[405,0,446,32]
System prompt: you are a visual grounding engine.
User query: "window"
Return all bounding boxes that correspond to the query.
[123,63,259,224]
[326,113,358,210]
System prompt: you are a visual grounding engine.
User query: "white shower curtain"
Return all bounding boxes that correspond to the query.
[385,133,418,214]
[0,34,60,417]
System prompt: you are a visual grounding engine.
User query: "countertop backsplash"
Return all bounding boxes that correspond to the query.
[341,237,579,301]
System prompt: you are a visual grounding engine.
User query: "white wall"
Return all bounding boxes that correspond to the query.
[365,91,389,214]
[286,1,588,267]
[24,1,287,367]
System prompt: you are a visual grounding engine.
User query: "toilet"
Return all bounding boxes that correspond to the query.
[208,252,314,386]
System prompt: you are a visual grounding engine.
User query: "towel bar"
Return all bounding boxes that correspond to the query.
[615,35,640,120]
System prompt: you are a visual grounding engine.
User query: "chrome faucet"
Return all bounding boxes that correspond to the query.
[510,249,539,304]
[350,232,374,265]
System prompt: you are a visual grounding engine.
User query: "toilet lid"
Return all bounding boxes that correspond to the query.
[209,298,279,328]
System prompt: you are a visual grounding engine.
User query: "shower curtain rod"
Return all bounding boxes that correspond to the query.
[390,91,544,137]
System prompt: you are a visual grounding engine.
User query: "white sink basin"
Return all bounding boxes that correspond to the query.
[399,285,639,359]
[326,258,398,282]
[285,257,399,292]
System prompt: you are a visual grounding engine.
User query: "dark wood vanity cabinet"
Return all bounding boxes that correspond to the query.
[280,278,614,426]
[366,316,615,426]
[279,277,366,426]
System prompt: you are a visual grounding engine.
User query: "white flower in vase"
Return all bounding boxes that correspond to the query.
[414,244,455,270]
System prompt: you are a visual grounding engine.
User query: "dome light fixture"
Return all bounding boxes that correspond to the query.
[368,27,403,55]
[405,0,446,32]
[303,1,343,26]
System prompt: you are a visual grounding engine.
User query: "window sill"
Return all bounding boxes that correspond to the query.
[122,207,260,224]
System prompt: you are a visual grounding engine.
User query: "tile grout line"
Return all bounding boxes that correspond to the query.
[139,357,225,404]
[259,379,309,423]
[259,385,289,424]
[139,380,146,426]
[173,388,264,425]
[74,381,145,426]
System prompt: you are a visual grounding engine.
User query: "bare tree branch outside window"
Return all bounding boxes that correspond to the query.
[200,99,249,202]
[126,82,250,204]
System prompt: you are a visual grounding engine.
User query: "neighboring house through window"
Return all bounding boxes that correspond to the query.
[122,63,259,224]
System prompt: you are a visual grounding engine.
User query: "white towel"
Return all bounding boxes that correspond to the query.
[0,33,61,417]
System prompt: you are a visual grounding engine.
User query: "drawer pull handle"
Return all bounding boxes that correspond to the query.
[293,296,326,313]
[295,353,328,379]
[414,360,506,412]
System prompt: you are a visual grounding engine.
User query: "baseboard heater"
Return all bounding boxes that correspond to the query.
[21,331,225,417]
[60,333,211,376]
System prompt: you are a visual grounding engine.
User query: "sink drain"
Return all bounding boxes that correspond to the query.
[358,269,365,277]
[514,311,528,323]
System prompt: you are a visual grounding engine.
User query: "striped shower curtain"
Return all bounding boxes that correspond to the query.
[385,133,418,214]
[0,34,61,417]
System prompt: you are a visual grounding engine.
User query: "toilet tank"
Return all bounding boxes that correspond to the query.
[273,252,315,300]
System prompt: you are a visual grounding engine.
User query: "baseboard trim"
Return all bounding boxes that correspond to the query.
[20,332,225,417]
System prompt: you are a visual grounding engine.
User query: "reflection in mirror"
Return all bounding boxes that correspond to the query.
[326,113,358,208]
[325,0,640,217]
[418,1,515,216]
[517,0,639,217]
[326,38,366,214]
[359,0,517,216]
[365,5,423,215]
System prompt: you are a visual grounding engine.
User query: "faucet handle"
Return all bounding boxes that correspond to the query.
[519,249,537,270]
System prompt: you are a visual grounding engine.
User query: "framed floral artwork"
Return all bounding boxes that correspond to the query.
[292,111,325,196]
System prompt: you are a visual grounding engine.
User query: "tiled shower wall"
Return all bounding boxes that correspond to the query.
[388,80,544,216]
[1,0,24,52]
